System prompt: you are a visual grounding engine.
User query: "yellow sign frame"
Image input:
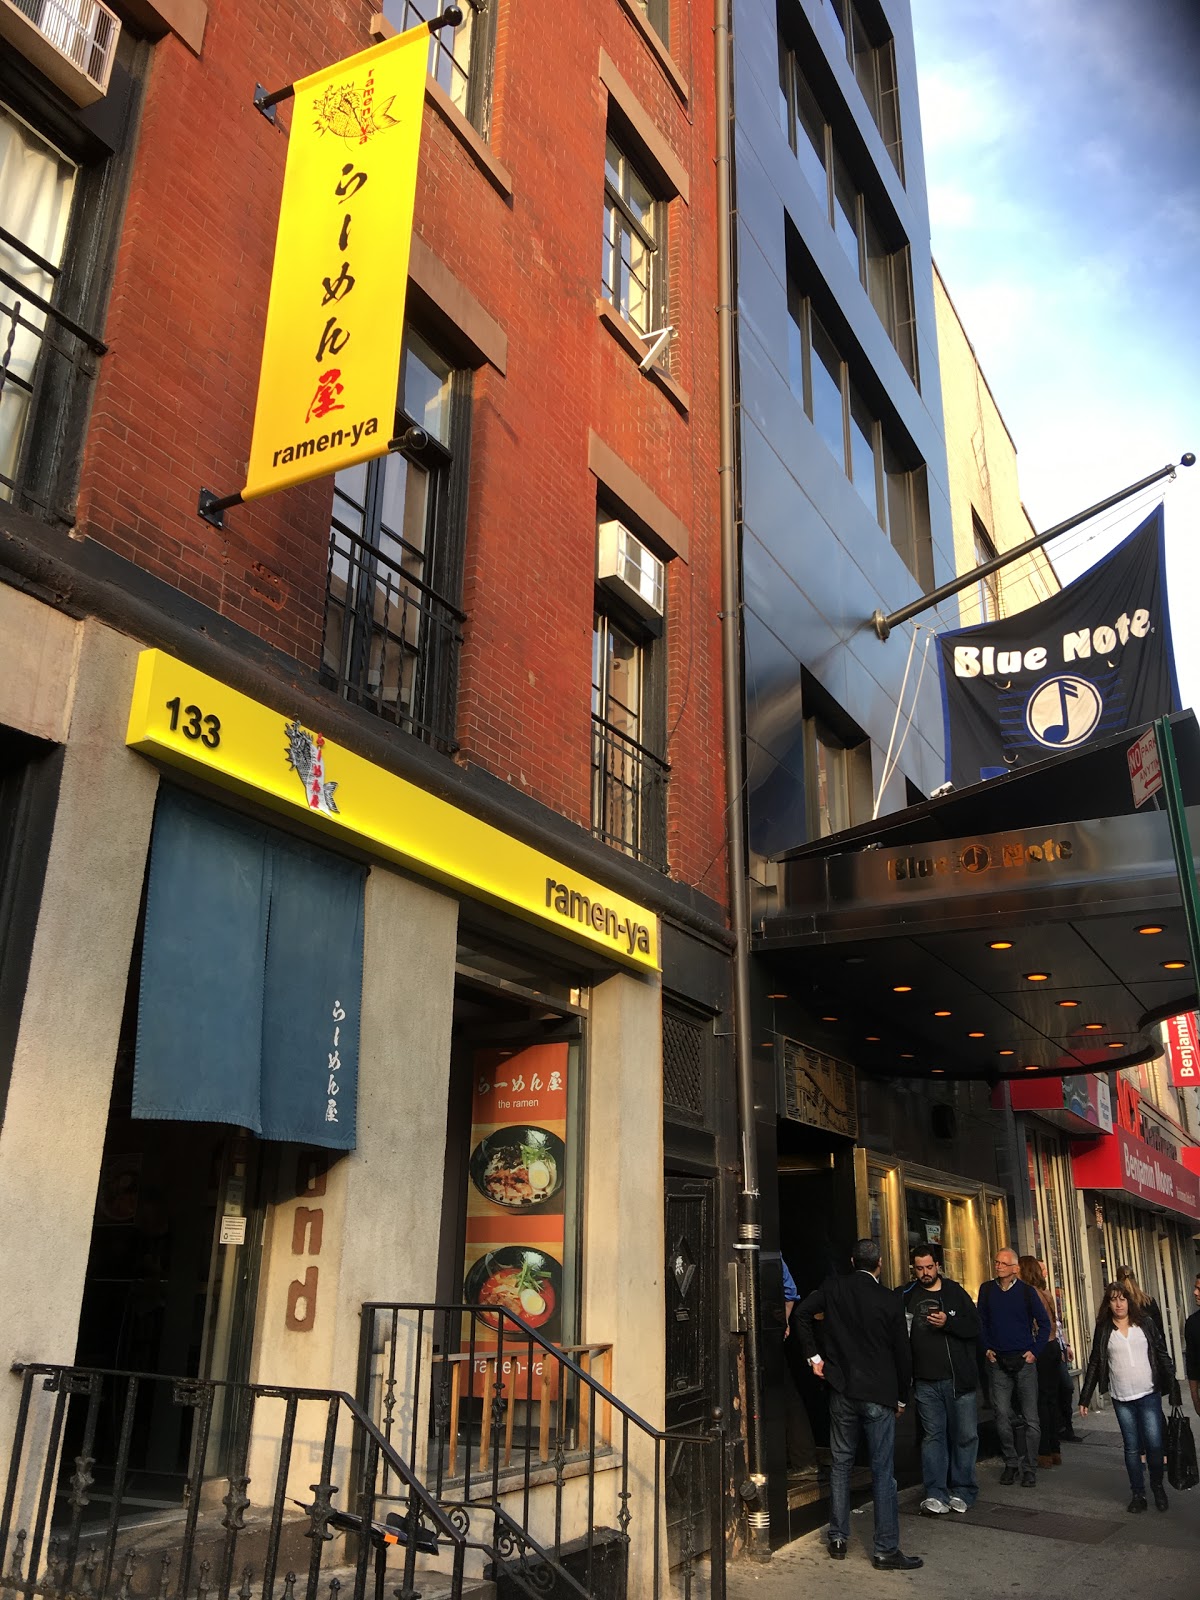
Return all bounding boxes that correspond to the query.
[125,651,659,972]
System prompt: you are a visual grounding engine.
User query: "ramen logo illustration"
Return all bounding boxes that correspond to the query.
[312,68,399,146]
[1025,674,1103,750]
[284,718,340,815]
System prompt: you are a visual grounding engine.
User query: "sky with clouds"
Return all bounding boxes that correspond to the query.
[910,0,1200,704]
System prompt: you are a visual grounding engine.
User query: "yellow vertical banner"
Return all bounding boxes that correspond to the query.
[241,27,429,501]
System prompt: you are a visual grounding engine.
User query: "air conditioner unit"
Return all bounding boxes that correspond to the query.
[597,518,666,623]
[0,0,120,107]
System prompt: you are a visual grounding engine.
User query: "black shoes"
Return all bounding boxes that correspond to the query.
[1127,1493,1148,1513]
[872,1551,924,1572]
[1153,1483,1169,1512]
[999,1465,1018,1485]
[828,1538,847,1560]
[1020,1471,1036,1487]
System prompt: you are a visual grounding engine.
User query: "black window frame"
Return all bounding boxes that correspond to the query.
[0,34,146,525]
[387,0,497,137]
[777,36,917,385]
[321,329,471,752]
[590,536,669,872]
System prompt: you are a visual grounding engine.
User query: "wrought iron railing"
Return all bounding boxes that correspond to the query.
[320,518,464,753]
[590,715,670,872]
[358,1302,724,1600]
[0,226,107,518]
[0,1364,466,1600]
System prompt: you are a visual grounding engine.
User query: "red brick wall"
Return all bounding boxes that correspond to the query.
[76,0,727,908]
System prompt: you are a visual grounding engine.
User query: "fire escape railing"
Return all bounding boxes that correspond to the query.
[590,715,670,872]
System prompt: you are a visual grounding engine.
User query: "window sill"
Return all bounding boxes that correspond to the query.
[369,13,513,202]
[595,301,689,417]
[615,0,689,106]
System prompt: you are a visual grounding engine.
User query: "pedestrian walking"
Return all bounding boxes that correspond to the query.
[900,1248,980,1517]
[1018,1255,1062,1467]
[1184,1272,1200,1417]
[977,1247,1048,1486]
[1079,1281,1180,1513]
[795,1239,923,1571]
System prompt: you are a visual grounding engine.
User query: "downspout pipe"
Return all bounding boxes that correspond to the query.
[714,0,770,1560]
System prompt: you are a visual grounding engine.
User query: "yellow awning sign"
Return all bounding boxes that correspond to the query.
[126,651,660,972]
[242,26,429,501]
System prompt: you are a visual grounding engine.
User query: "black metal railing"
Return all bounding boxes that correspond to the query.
[0,1365,466,1600]
[358,1303,724,1600]
[590,716,670,872]
[0,225,106,516]
[320,520,464,754]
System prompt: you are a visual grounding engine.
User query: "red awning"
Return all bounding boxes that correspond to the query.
[1071,1125,1200,1223]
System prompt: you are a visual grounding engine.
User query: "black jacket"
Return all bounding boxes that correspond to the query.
[900,1276,981,1394]
[1078,1315,1181,1409]
[795,1270,912,1409]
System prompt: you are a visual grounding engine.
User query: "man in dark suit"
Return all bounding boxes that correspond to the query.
[795,1239,923,1571]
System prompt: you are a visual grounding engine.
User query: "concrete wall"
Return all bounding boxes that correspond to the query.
[933,265,1060,625]
[736,0,956,859]
[0,620,158,1460]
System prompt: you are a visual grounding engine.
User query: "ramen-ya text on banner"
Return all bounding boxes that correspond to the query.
[242,26,428,502]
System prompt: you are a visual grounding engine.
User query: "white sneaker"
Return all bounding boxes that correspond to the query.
[948,1496,968,1513]
[920,1497,950,1515]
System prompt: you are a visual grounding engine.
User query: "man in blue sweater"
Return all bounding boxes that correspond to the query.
[977,1248,1049,1486]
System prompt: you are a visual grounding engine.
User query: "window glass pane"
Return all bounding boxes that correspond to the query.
[378,453,431,566]
[605,137,621,192]
[624,165,655,235]
[864,212,893,327]
[790,61,828,206]
[786,285,805,407]
[832,154,861,270]
[808,316,846,468]
[878,43,904,180]
[402,332,452,443]
[848,387,879,521]
[605,624,642,740]
[811,722,850,836]
[851,11,879,118]
[884,440,913,567]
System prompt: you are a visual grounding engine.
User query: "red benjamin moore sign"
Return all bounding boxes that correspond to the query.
[1072,1124,1200,1222]
[1164,1013,1200,1087]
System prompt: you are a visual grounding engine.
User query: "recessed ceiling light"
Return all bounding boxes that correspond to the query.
[1107,1042,1125,1050]
[893,984,913,993]
[865,1035,881,1042]
[1024,1064,1039,1072]
[1084,1023,1104,1031]
[968,1031,985,1039]
[989,940,1013,950]
[822,1014,838,1022]
[900,1052,914,1059]
[931,1068,945,1074]
[1162,960,1188,971]
[845,956,866,965]
[933,1010,952,1018]
[1137,925,1164,936]
[998,1049,1015,1057]
[1024,972,1049,982]
[767,992,788,999]
[760,1041,774,1049]
[1058,1000,1080,1008]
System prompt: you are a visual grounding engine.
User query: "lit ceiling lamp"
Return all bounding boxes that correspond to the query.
[1058,1000,1080,1008]
[1024,972,1049,982]
[1162,960,1188,971]
[1137,925,1164,935]
[989,940,1013,950]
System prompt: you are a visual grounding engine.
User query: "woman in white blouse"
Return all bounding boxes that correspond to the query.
[1079,1283,1180,1513]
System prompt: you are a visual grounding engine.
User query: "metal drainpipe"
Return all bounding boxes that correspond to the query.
[714,0,771,1560]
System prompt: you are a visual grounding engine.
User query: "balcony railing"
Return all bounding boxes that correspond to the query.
[0,224,106,519]
[591,714,670,872]
[321,517,464,754]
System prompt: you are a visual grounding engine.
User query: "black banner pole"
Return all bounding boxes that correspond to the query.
[871,452,1194,641]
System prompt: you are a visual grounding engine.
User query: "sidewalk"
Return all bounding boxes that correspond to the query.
[728,1406,1200,1600]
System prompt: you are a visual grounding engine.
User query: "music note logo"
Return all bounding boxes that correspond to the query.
[1025,674,1103,750]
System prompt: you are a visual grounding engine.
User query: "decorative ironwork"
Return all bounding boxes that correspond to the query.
[154,1551,172,1600]
[113,1548,136,1600]
[302,1481,338,1544]
[590,714,670,870]
[66,1456,94,1513]
[221,1476,250,1533]
[663,1008,706,1120]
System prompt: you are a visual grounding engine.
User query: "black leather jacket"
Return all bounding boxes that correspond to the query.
[1079,1314,1181,1408]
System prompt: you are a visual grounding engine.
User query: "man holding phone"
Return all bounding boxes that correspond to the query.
[902,1248,981,1516]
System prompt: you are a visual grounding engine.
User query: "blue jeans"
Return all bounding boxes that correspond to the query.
[914,1379,979,1506]
[828,1391,899,1554]
[1112,1391,1166,1496]
[987,1359,1040,1469]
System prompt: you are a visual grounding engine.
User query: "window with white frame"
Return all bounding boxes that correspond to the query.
[385,0,495,134]
[787,279,932,587]
[602,134,664,340]
[778,40,917,382]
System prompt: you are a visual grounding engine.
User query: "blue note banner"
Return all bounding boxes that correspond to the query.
[937,507,1178,787]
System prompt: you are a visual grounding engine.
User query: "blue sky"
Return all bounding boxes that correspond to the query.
[910,0,1200,704]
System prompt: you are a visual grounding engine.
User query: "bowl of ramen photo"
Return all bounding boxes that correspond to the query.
[463,1247,563,1334]
[469,1127,565,1210]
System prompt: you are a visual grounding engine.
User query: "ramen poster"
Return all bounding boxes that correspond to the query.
[463,1043,569,1397]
